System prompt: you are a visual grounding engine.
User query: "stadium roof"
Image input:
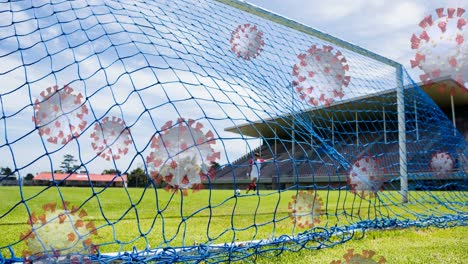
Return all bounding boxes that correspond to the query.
[34,172,127,182]
[224,77,468,138]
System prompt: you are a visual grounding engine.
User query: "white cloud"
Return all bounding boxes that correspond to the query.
[246,0,467,83]
[307,0,369,20]
[380,1,426,30]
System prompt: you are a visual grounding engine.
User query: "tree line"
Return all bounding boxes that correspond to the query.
[1,167,34,180]
[2,154,220,187]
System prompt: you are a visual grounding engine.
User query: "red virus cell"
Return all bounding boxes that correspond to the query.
[146,118,221,195]
[330,248,386,264]
[20,201,98,263]
[288,190,323,229]
[348,156,386,199]
[90,116,132,161]
[429,151,454,177]
[292,45,350,107]
[230,23,264,60]
[410,7,468,94]
[32,85,88,145]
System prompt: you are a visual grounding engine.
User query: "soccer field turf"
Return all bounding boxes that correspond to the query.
[0,186,465,259]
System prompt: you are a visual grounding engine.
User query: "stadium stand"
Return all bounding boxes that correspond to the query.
[218,77,468,190]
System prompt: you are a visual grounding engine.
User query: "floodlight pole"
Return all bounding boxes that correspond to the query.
[292,123,296,176]
[331,116,334,145]
[383,107,387,144]
[355,112,359,146]
[397,65,408,204]
[450,94,456,136]
[414,100,419,141]
[274,128,277,156]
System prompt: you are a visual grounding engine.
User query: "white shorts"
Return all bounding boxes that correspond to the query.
[250,166,260,181]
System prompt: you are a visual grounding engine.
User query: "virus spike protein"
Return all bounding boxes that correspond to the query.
[230,23,265,60]
[330,248,386,264]
[348,156,386,199]
[146,118,220,195]
[292,45,350,107]
[20,202,98,262]
[429,151,454,178]
[288,190,323,229]
[410,7,468,94]
[90,116,133,161]
[33,85,88,145]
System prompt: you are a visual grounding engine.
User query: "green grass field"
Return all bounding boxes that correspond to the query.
[0,186,466,262]
[252,226,468,263]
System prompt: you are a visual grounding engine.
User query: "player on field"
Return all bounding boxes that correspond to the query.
[246,152,273,194]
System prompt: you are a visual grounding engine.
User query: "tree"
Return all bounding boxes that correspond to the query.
[60,154,79,173]
[102,168,121,175]
[127,168,148,187]
[25,173,34,180]
[0,167,13,176]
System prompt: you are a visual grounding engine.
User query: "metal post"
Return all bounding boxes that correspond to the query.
[332,116,335,145]
[246,139,248,155]
[292,124,295,157]
[397,65,408,203]
[292,122,295,176]
[274,128,277,156]
[451,94,456,136]
[259,138,262,156]
[355,112,359,146]
[414,100,419,141]
[383,106,387,144]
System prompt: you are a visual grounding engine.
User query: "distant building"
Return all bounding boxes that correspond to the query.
[34,172,128,187]
[0,174,18,186]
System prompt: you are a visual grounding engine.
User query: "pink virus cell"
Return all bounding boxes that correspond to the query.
[90,116,132,161]
[348,156,386,199]
[429,151,454,177]
[410,7,468,94]
[32,85,88,145]
[288,190,323,229]
[146,118,221,196]
[230,23,265,60]
[292,45,350,107]
[330,248,386,264]
[20,202,98,263]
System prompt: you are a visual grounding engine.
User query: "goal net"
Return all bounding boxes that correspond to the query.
[0,0,466,262]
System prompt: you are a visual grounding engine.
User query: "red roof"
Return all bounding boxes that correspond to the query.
[34,172,127,182]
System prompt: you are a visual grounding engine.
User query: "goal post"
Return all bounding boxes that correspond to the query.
[0,0,465,262]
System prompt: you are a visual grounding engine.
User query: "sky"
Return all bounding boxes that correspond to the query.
[0,0,466,176]
[246,0,467,81]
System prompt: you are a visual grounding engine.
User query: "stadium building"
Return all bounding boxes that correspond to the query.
[34,172,128,187]
[189,1,468,193]
[215,77,468,191]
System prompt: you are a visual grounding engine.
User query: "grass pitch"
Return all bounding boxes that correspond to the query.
[0,186,466,262]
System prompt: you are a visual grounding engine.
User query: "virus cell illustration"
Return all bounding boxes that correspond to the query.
[348,156,385,199]
[292,45,350,107]
[288,190,323,229]
[146,118,220,195]
[429,151,454,177]
[230,23,264,60]
[32,85,88,145]
[410,7,468,94]
[90,116,133,161]
[20,202,98,262]
[330,248,386,264]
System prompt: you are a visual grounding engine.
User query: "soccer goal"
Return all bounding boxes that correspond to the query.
[0,0,466,262]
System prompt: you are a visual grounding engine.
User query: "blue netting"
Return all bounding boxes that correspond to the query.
[0,0,467,263]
